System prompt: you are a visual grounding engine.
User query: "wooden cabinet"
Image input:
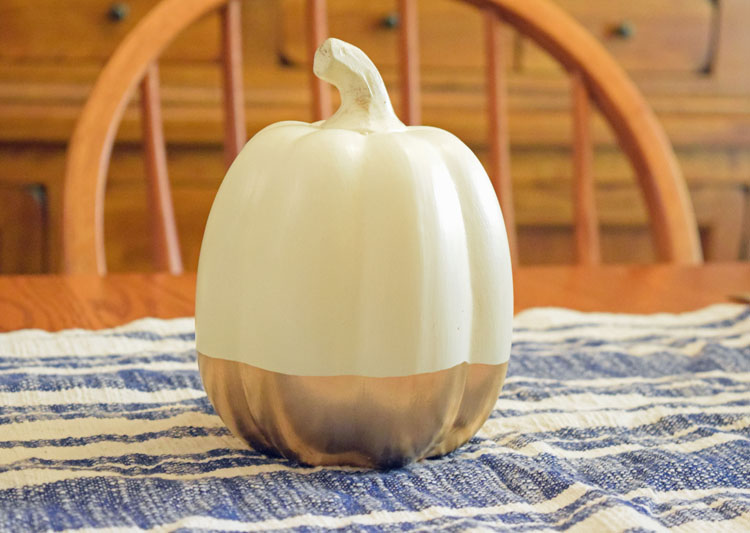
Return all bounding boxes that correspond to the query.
[0,0,748,272]
[524,0,714,74]
[0,0,223,61]
[280,0,716,74]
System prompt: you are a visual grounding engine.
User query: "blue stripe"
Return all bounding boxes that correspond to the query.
[109,330,195,342]
[488,399,750,425]
[475,423,750,454]
[512,333,739,354]
[0,350,196,370]
[0,401,214,425]
[0,368,203,393]
[7,447,264,469]
[0,396,210,416]
[500,379,750,401]
[507,344,750,379]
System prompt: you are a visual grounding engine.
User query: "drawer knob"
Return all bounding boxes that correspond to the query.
[108,2,130,22]
[613,20,635,39]
[380,12,400,29]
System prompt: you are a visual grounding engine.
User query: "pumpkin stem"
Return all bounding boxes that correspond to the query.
[314,38,406,133]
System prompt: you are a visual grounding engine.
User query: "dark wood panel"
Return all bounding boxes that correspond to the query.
[0,185,45,273]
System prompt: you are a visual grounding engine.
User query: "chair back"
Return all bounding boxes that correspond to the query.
[62,0,702,274]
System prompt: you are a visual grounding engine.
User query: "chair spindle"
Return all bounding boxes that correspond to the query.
[570,70,600,264]
[484,8,518,265]
[220,0,247,168]
[139,62,183,274]
[398,0,421,125]
[307,0,332,120]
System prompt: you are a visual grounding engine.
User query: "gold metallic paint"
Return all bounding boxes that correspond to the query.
[199,352,507,468]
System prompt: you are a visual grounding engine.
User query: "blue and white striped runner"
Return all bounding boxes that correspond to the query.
[1,304,749,532]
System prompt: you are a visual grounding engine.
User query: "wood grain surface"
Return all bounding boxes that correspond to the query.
[1,263,747,332]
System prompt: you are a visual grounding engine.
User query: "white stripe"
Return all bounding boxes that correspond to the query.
[0,338,195,358]
[512,305,750,345]
[0,317,194,341]
[563,500,669,532]
[0,434,246,466]
[3,411,224,443]
[0,386,205,407]
[514,304,746,330]
[0,317,194,358]
[0,361,197,376]
[625,486,750,505]
[723,335,750,348]
[4,399,195,419]
[669,513,750,533]
[8,446,253,474]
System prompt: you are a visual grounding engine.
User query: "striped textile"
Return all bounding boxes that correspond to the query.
[1,305,749,532]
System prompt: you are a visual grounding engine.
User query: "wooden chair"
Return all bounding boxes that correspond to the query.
[62,0,703,274]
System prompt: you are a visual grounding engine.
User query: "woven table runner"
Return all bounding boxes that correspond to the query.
[1,305,749,532]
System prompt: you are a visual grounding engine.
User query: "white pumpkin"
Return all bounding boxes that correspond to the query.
[196,38,512,468]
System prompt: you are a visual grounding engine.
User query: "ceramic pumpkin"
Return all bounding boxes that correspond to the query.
[196,38,513,468]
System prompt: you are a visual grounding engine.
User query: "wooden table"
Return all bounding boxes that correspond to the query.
[0,263,748,331]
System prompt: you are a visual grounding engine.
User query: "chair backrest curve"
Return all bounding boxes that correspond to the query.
[63,0,229,274]
[63,0,702,274]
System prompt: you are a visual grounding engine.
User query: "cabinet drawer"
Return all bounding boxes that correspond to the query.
[521,0,714,74]
[279,0,513,74]
[0,0,221,62]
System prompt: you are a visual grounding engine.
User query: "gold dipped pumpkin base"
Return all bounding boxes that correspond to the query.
[199,353,507,468]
